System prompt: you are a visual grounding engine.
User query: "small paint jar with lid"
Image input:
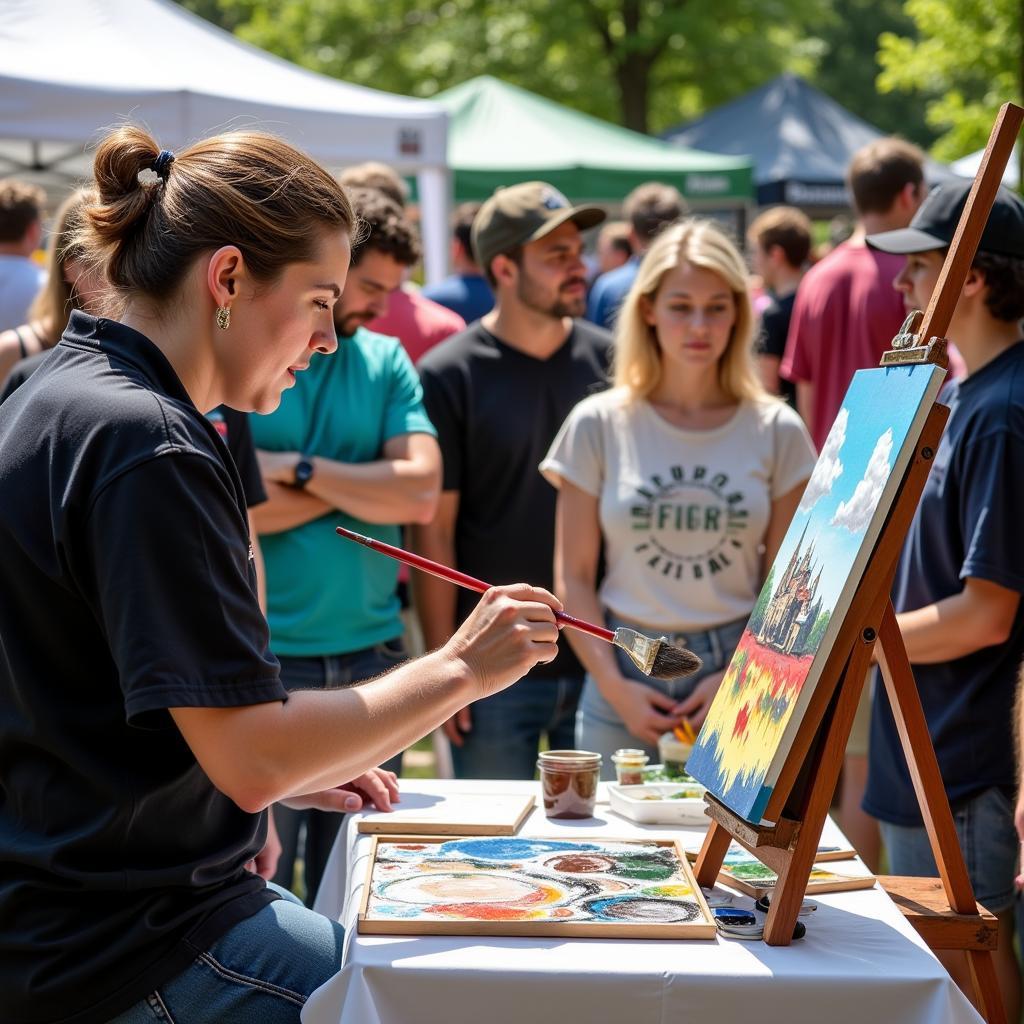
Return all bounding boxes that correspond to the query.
[611,748,649,786]
[657,731,693,777]
[537,750,602,819]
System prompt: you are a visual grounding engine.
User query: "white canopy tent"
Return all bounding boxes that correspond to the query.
[951,144,1020,189]
[0,0,451,281]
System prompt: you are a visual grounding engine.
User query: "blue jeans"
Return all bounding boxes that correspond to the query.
[271,639,408,905]
[108,884,343,1023]
[879,786,1017,913]
[577,613,747,779]
[450,670,583,780]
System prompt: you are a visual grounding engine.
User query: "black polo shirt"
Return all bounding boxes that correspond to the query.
[0,311,286,1024]
[2,353,267,510]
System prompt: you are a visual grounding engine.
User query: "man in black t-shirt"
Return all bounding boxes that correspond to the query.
[747,206,812,408]
[414,181,611,779]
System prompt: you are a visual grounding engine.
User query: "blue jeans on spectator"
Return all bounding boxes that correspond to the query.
[879,786,1017,913]
[271,639,408,905]
[450,669,583,780]
[577,613,746,779]
[108,884,343,1023]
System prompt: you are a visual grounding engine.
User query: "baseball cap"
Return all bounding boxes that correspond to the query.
[472,182,606,273]
[867,179,1024,258]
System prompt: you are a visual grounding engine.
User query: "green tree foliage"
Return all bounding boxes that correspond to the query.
[747,566,775,634]
[809,0,937,148]
[877,0,1021,160]
[806,608,831,651]
[178,0,827,135]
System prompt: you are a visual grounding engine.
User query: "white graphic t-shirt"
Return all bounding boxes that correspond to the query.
[541,388,816,632]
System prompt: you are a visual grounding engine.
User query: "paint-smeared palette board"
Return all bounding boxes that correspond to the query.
[717,860,876,899]
[684,841,858,864]
[356,793,535,835]
[358,835,717,939]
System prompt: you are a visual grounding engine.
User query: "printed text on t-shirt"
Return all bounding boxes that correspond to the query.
[631,464,748,581]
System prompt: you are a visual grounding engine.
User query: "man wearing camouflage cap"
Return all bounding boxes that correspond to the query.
[414,182,612,778]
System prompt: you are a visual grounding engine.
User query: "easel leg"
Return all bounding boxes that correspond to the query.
[967,948,1007,1024]
[694,820,732,888]
[877,602,1007,1024]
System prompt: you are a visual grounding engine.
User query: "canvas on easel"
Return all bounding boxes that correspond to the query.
[686,363,945,822]
[682,102,1023,1024]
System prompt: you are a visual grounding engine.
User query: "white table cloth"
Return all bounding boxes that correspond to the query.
[303,779,982,1024]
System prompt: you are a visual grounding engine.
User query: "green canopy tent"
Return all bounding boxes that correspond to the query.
[428,76,753,207]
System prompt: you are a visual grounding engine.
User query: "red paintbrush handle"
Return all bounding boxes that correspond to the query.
[335,526,615,643]
[549,610,616,642]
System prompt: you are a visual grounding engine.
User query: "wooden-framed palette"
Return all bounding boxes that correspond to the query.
[358,835,717,939]
[356,792,535,836]
[717,860,876,899]
[683,839,870,897]
[685,839,858,865]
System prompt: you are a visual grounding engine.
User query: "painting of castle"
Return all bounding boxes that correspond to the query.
[686,363,947,823]
[757,524,823,657]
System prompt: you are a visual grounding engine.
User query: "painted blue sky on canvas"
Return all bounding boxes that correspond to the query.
[771,364,938,616]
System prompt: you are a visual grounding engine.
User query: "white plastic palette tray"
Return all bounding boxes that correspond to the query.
[608,781,709,825]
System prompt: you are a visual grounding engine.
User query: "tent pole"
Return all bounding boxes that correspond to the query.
[417,166,451,286]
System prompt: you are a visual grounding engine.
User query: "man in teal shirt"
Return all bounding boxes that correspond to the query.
[251,187,441,904]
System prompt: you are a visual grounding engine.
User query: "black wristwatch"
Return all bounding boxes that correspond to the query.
[292,456,315,489]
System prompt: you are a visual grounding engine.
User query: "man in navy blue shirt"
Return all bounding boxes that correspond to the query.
[586,182,684,331]
[422,202,494,325]
[867,181,1024,1019]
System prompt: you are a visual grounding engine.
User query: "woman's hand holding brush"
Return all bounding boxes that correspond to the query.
[445,583,562,697]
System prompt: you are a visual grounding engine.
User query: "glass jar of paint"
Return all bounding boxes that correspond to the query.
[657,731,693,778]
[537,750,602,819]
[611,748,649,786]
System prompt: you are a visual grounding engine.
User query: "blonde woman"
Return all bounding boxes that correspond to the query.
[542,219,816,773]
[0,187,103,384]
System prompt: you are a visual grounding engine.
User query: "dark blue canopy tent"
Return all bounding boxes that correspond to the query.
[663,73,953,210]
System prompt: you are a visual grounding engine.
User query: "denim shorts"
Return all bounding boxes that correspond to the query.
[450,670,583,781]
[879,786,1018,913]
[276,637,409,691]
[577,612,747,778]
[108,884,343,1023]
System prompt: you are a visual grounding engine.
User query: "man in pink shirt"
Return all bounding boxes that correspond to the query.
[781,139,926,452]
[338,161,466,362]
[370,286,465,364]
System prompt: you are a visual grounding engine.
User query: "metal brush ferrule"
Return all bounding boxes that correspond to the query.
[613,627,659,675]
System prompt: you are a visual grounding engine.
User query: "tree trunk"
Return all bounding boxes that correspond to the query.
[617,54,653,133]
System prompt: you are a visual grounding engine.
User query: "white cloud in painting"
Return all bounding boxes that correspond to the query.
[831,428,894,533]
[798,407,847,512]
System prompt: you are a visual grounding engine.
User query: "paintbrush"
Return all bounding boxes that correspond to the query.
[335,526,702,680]
[674,719,697,745]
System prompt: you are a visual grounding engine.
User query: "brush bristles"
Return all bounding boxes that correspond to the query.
[649,641,703,680]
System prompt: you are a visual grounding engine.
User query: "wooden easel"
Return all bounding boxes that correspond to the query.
[694,102,1024,1024]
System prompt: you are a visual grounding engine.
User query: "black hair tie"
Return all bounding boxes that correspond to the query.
[151,149,175,182]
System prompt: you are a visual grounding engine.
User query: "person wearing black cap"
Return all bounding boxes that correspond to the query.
[865,180,1024,1018]
[414,182,612,779]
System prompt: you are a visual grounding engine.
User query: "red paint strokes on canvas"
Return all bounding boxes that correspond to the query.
[732,703,750,739]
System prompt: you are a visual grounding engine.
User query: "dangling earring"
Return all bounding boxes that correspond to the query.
[216,306,231,330]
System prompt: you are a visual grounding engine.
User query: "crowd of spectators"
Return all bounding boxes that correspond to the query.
[3,128,1024,1018]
